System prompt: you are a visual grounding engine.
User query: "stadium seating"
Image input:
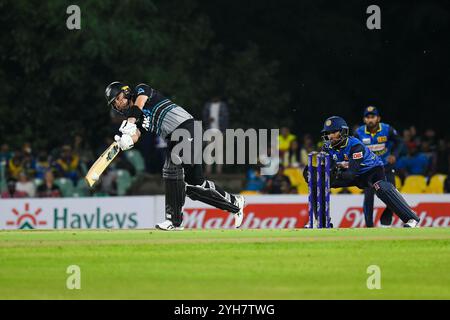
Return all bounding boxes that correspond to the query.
[72,179,90,197]
[34,178,43,187]
[331,187,344,194]
[347,186,363,194]
[125,150,146,176]
[240,190,261,195]
[55,177,75,197]
[297,181,309,194]
[283,168,304,187]
[400,175,427,194]
[425,174,447,194]
[395,175,402,189]
[116,169,132,196]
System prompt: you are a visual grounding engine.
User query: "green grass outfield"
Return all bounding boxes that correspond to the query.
[0,228,449,299]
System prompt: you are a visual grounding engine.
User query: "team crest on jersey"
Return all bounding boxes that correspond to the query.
[352,151,363,159]
[377,136,387,143]
[344,154,349,161]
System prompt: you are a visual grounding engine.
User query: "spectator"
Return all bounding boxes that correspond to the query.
[35,150,52,179]
[1,178,28,198]
[21,142,36,177]
[203,96,229,174]
[245,167,266,191]
[278,127,297,158]
[37,171,62,198]
[8,151,24,179]
[421,141,436,174]
[300,134,315,168]
[72,134,94,171]
[435,139,450,175]
[0,144,12,163]
[282,140,301,168]
[409,126,421,145]
[55,144,80,184]
[263,165,292,194]
[396,142,430,178]
[445,176,450,193]
[423,129,437,152]
[16,171,36,197]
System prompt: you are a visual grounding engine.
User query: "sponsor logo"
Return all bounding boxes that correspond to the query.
[362,138,371,144]
[4,204,138,229]
[183,204,307,229]
[352,151,363,159]
[340,203,450,228]
[325,120,332,126]
[53,207,138,229]
[367,143,386,152]
[6,203,47,229]
[106,144,119,161]
[142,116,151,131]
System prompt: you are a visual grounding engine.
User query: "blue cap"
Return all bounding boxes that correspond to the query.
[364,106,379,117]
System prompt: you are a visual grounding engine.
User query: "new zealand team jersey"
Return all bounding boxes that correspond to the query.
[354,123,401,165]
[323,137,384,175]
[133,84,193,139]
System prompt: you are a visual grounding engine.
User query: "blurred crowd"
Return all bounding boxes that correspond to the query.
[1,104,449,198]
[245,126,450,194]
[0,135,138,198]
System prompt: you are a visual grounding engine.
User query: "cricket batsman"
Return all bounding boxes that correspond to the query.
[354,106,403,227]
[105,82,245,231]
[304,116,420,228]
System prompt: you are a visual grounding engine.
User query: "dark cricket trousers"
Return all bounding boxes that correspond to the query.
[363,165,395,227]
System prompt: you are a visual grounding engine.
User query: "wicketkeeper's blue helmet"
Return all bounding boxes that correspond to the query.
[321,116,349,145]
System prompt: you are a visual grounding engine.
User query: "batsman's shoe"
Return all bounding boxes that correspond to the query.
[156,220,184,231]
[234,195,245,228]
[403,219,420,228]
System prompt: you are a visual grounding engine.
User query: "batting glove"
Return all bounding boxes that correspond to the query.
[119,120,138,136]
[114,134,134,151]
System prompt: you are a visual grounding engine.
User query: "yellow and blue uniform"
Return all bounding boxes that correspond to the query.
[354,123,401,166]
[305,115,420,227]
[354,122,402,227]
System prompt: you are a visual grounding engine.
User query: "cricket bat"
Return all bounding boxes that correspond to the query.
[85,142,121,187]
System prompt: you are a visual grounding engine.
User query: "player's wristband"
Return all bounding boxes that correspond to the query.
[127,105,143,119]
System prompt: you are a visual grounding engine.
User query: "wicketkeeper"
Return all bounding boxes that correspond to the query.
[105,82,245,231]
[304,116,420,228]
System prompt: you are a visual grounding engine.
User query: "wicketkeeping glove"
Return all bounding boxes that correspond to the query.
[114,134,134,151]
